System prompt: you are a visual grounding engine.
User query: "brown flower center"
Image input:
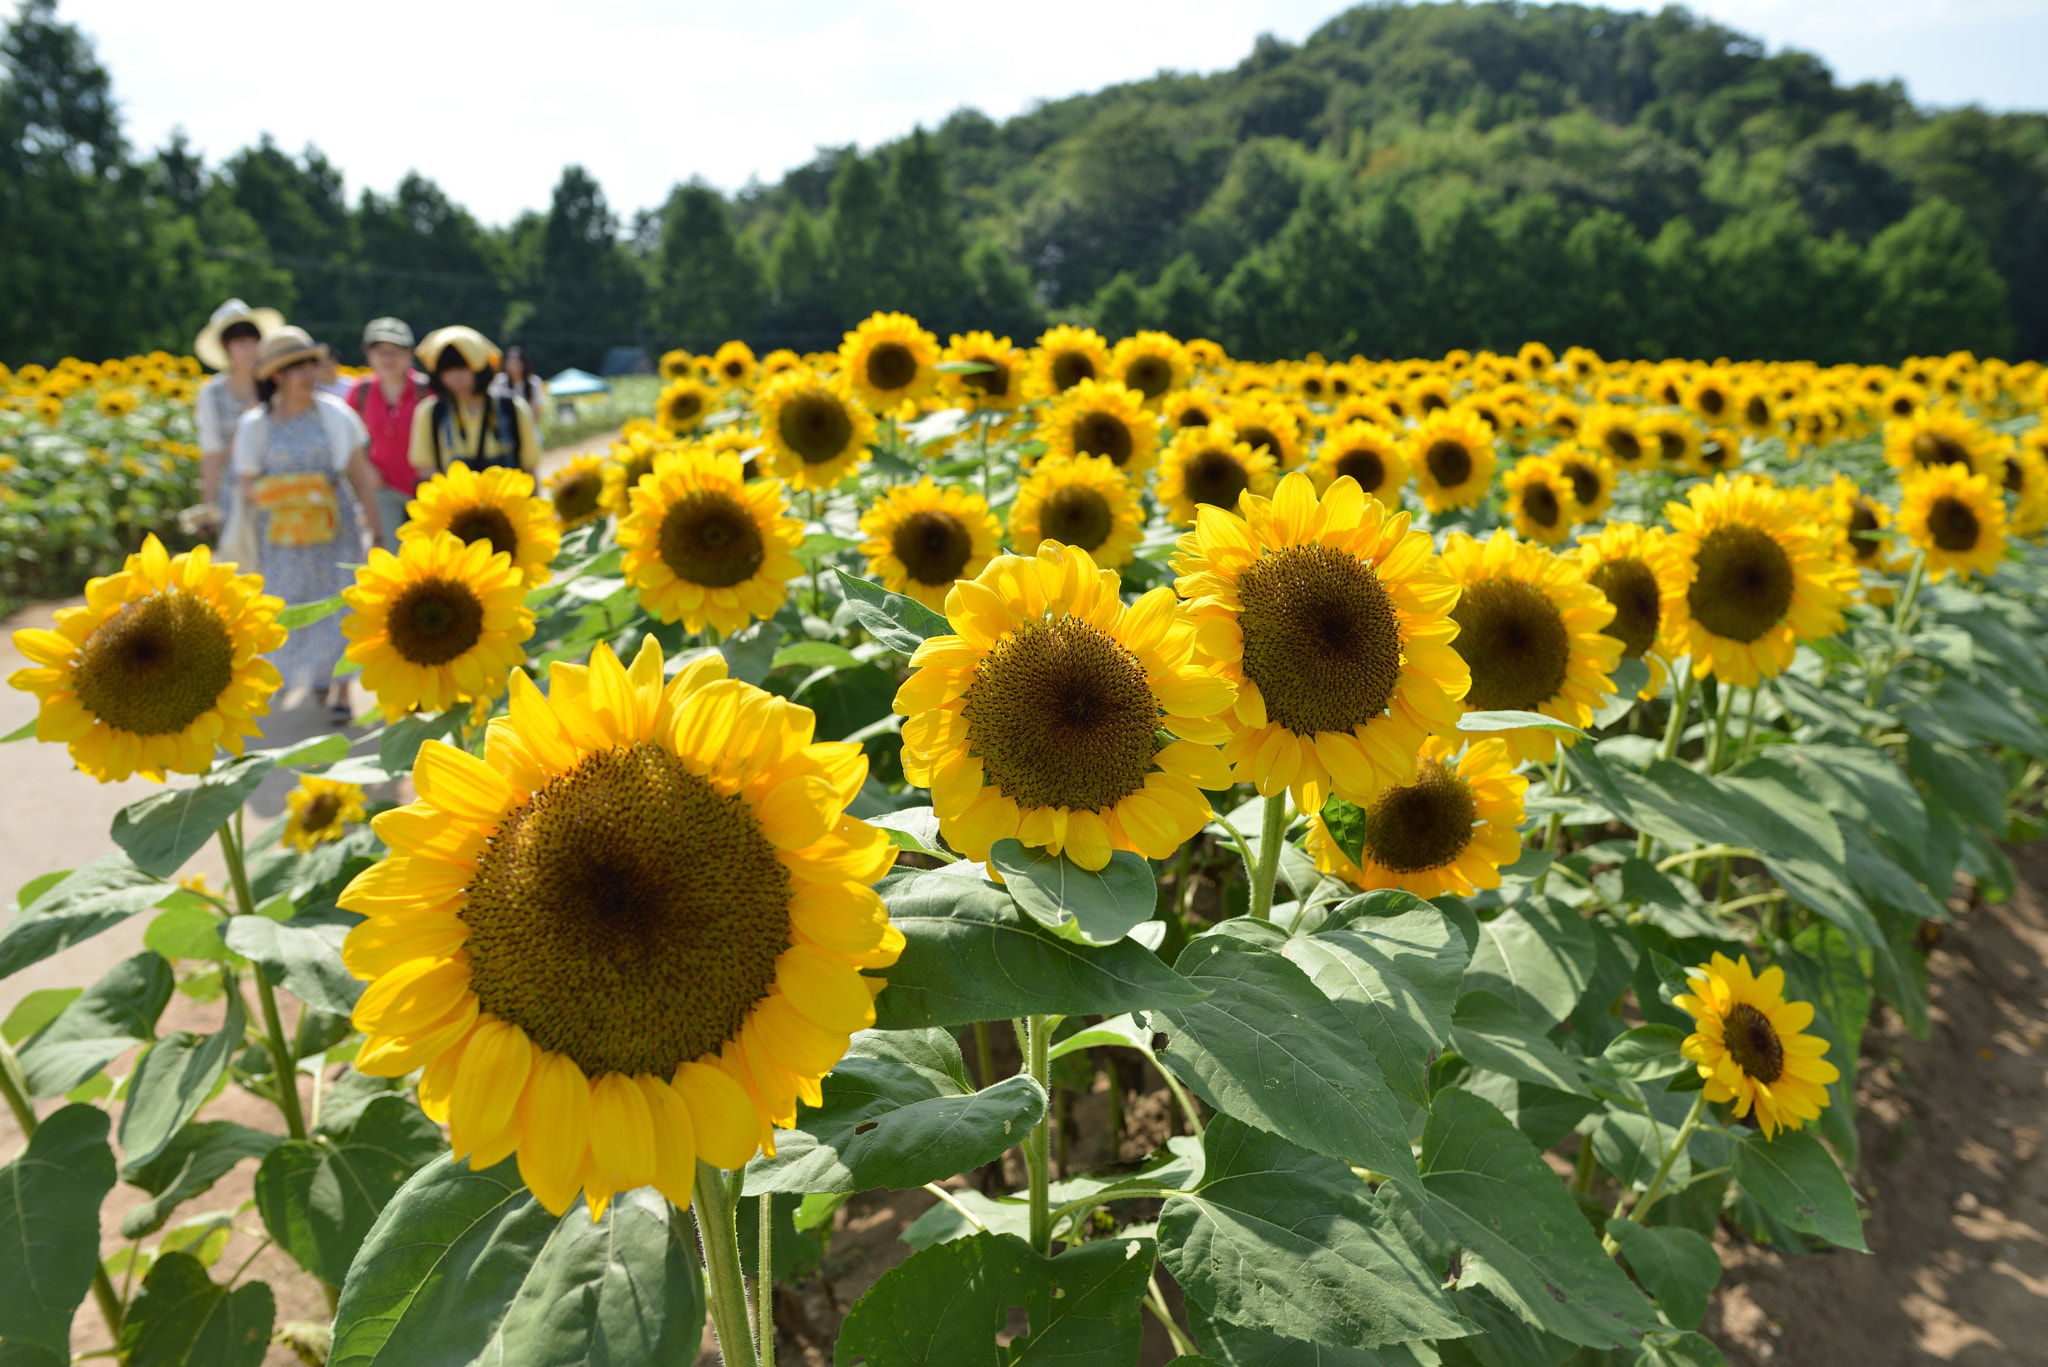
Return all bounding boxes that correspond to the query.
[1050,350,1096,391]
[1122,355,1173,399]
[659,489,765,588]
[70,590,235,736]
[1723,1001,1784,1084]
[1238,545,1404,737]
[1688,524,1794,644]
[1452,577,1570,712]
[1425,440,1473,490]
[1181,447,1251,512]
[891,509,975,587]
[865,342,918,393]
[1928,495,1981,552]
[1590,557,1661,658]
[385,577,486,666]
[447,505,519,560]
[1072,410,1135,466]
[1360,758,1476,873]
[1333,446,1387,493]
[779,391,856,464]
[1038,484,1114,552]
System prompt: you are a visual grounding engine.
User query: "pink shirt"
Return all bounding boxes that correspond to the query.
[350,372,425,494]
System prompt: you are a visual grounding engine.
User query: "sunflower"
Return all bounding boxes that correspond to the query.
[1407,376,1453,418]
[96,387,140,418]
[756,371,876,491]
[657,349,695,381]
[1225,398,1306,470]
[1305,736,1526,898]
[1576,522,1686,698]
[284,775,368,852]
[340,638,901,1215]
[8,536,284,782]
[1692,428,1741,477]
[1185,338,1228,371]
[1686,373,1735,425]
[1440,530,1620,762]
[1156,422,1278,526]
[1310,421,1408,502]
[1111,332,1190,404]
[1037,379,1160,476]
[1675,954,1836,1140]
[1826,473,1894,572]
[657,378,718,433]
[858,479,1004,612]
[600,432,670,520]
[710,340,758,388]
[403,463,561,588]
[547,455,609,529]
[1541,445,1611,525]
[342,532,536,721]
[1735,386,1779,437]
[1174,472,1470,811]
[941,332,1024,411]
[1644,410,1702,470]
[618,446,805,633]
[1578,404,1654,476]
[1407,409,1497,513]
[1029,326,1112,398]
[1661,475,1851,688]
[1164,389,1227,431]
[1327,395,1394,431]
[1898,463,2007,582]
[759,348,804,383]
[841,312,939,411]
[1884,408,1995,478]
[1008,455,1144,568]
[1495,455,1577,545]
[2004,438,2048,537]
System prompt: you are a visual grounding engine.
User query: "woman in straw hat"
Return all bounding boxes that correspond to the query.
[407,325,539,476]
[231,327,383,724]
[190,298,283,537]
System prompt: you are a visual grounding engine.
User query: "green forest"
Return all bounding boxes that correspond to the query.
[2,0,2042,369]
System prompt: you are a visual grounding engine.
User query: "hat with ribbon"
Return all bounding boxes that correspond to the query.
[254,326,326,382]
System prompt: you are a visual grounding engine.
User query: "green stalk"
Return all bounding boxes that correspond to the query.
[1532,752,1567,896]
[218,818,308,1142]
[972,1020,998,1090]
[979,410,994,505]
[1703,680,1737,774]
[1864,549,1927,711]
[1601,1088,1709,1254]
[1024,1014,1053,1254]
[1637,663,1695,858]
[1736,684,1763,763]
[1145,1273,1200,1357]
[0,1048,127,1340]
[694,1162,759,1367]
[808,490,825,617]
[757,1193,775,1367]
[1248,793,1289,921]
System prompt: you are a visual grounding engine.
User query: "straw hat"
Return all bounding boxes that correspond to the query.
[194,298,285,371]
[254,327,326,381]
[416,325,500,373]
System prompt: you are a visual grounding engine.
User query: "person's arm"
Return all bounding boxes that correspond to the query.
[201,449,227,508]
[346,448,383,546]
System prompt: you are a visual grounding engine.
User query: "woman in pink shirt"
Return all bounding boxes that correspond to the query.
[349,316,425,550]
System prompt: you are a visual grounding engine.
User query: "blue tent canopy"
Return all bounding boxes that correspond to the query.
[546,368,610,397]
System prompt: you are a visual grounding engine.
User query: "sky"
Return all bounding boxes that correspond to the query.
[43,0,2048,228]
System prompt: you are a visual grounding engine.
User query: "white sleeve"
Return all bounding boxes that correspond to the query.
[195,384,227,455]
[317,393,370,470]
[229,409,266,478]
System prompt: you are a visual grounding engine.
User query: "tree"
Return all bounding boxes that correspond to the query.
[355,173,507,353]
[1865,197,2013,359]
[516,165,644,371]
[879,128,971,327]
[649,181,763,350]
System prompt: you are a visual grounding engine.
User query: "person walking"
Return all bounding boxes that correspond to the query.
[191,297,282,552]
[231,327,383,724]
[494,344,547,418]
[349,317,426,550]
[408,325,539,477]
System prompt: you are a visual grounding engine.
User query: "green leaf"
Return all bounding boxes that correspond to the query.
[220,916,361,1014]
[377,709,463,776]
[1155,935,1414,1178]
[1462,899,1596,1028]
[16,950,173,1095]
[256,1095,448,1285]
[871,870,1203,1028]
[1589,657,1652,727]
[717,620,785,686]
[144,900,234,962]
[1730,1130,1866,1252]
[989,839,1159,945]
[836,1230,1152,1367]
[1593,1110,1689,1192]
[0,852,168,980]
[1448,991,1591,1098]
[119,1251,274,1367]
[794,532,861,565]
[1,717,37,743]
[1600,1026,1690,1085]
[1605,1220,1718,1330]
[111,754,275,877]
[1456,1071,1599,1151]
[0,1104,118,1356]
[835,567,952,653]
[1158,1118,1464,1351]
[330,1158,705,1367]
[118,987,246,1170]
[1,988,79,1045]
[1186,1302,1439,1365]
[278,592,345,629]
[1769,742,1926,852]
[1457,710,1583,737]
[1319,795,1370,867]
[1418,1089,1657,1348]
[1280,897,1469,1105]
[899,1186,1033,1250]
[868,806,954,860]
[9,871,68,915]
[1637,1329,1731,1366]
[120,1121,281,1239]
[772,639,861,671]
[315,1068,408,1140]
[256,732,353,769]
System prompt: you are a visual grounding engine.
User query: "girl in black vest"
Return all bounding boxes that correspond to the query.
[406,325,539,477]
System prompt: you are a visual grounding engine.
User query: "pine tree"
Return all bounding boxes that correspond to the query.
[650,181,763,350]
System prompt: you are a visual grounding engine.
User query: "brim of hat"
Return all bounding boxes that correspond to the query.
[195,308,288,371]
[254,344,325,381]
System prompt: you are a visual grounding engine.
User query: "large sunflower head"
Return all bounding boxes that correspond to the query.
[1676,954,1837,1140]
[1501,454,1583,545]
[941,332,1024,411]
[1310,421,1409,502]
[1579,404,1655,475]
[894,542,1235,870]
[618,446,805,633]
[1173,472,1471,811]
[1407,409,1498,513]
[342,531,536,721]
[657,378,717,434]
[284,775,368,852]
[1029,325,1112,398]
[1306,736,1526,898]
[1111,332,1191,404]
[341,638,901,1215]
[756,371,877,491]
[1440,529,1621,763]
[1225,397,1306,470]
[710,340,758,388]
[1156,421,1279,526]
[546,455,610,530]
[8,536,284,782]
[1008,454,1144,567]
[841,312,940,410]
[1661,475,1852,687]
[1576,521,1686,698]
[403,462,561,588]
[1037,379,1162,475]
[857,478,1004,612]
[1898,462,2007,582]
[1884,407,1995,478]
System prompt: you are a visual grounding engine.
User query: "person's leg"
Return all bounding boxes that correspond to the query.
[375,485,411,554]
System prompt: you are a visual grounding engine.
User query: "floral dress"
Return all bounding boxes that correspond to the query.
[251,408,363,690]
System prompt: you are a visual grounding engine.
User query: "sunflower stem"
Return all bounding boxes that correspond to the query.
[1703,679,1738,774]
[1601,1088,1710,1255]
[1145,1272,1200,1357]
[219,817,308,1141]
[979,409,994,506]
[1532,753,1568,895]
[972,1020,999,1089]
[0,1052,128,1340]
[757,1193,775,1367]
[694,1161,760,1367]
[1864,550,1927,712]
[808,490,825,617]
[1638,662,1695,859]
[1249,793,1289,922]
[1024,1014,1053,1254]
[1737,684,1763,763]
[1212,807,1259,891]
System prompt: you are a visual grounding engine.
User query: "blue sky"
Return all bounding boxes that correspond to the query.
[42,0,2048,226]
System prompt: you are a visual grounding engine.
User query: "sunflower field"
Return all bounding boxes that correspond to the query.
[5,319,2048,1367]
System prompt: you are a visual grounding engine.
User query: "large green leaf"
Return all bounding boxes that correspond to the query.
[1155,935,1414,1178]
[1637,1330,1731,1366]
[1186,1303,1441,1366]
[835,1231,1152,1366]
[989,839,1159,946]
[0,853,168,980]
[1769,742,1926,852]
[110,754,274,877]
[330,1157,704,1367]
[15,950,172,1095]
[0,1105,118,1355]
[1280,895,1469,1105]
[256,1095,448,1285]
[1604,1220,1718,1330]
[1455,1071,1599,1152]
[1158,1118,1464,1351]
[119,1252,274,1367]
[117,987,246,1170]
[1448,992,1591,1098]
[1729,1130,1866,1252]
[871,870,1202,1028]
[377,710,462,776]
[219,915,361,1014]
[1418,1089,1657,1349]
[834,568,953,653]
[120,1120,281,1239]
[1904,734,2006,831]
[1461,900,1595,1028]
[1437,1285,1574,1367]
